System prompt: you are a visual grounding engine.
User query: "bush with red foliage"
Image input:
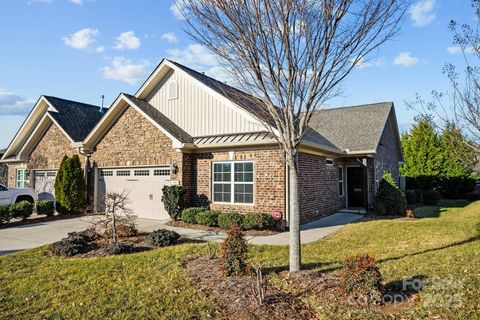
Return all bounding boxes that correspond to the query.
[220,225,248,276]
[342,254,383,305]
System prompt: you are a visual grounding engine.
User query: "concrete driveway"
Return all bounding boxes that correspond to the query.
[0,211,362,255]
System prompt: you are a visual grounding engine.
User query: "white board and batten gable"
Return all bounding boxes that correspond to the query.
[137,60,265,138]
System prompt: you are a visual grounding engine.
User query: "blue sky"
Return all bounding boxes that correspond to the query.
[0,0,474,148]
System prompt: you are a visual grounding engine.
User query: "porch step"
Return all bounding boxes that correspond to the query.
[338,208,367,215]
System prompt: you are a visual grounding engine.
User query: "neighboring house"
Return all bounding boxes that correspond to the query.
[0,96,104,200]
[0,148,6,186]
[0,59,402,224]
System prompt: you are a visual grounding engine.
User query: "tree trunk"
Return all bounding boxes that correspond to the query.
[288,156,301,272]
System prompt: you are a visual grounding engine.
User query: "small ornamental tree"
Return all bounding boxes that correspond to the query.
[161,185,185,220]
[220,225,248,276]
[54,155,86,214]
[374,173,407,216]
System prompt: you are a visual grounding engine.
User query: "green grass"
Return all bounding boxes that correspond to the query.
[1,200,479,319]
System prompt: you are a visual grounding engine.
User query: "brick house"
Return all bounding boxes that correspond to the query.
[1,59,402,224]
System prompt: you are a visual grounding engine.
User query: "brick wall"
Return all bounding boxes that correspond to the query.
[189,148,286,215]
[375,117,401,185]
[298,152,344,222]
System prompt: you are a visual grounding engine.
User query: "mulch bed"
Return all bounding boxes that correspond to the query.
[184,257,419,319]
[185,256,319,319]
[0,213,82,229]
[167,220,280,237]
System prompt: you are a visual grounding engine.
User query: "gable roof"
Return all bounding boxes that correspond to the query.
[43,96,104,142]
[123,94,193,144]
[307,102,397,153]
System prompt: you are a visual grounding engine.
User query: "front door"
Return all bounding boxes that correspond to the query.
[347,167,365,208]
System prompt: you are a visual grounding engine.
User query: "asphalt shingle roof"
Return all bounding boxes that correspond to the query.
[307,102,394,152]
[123,94,193,144]
[44,96,105,142]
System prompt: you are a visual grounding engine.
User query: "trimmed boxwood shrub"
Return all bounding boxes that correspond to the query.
[106,242,135,255]
[0,205,10,224]
[50,232,91,257]
[145,229,180,247]
[342,254,383,305]
[36,200,55,216]
[181,207,206,224]
[422,190,441,205]
[9,201,33,220]
[243,212,275,230]
[374,173,406,216]
[218,212,244,229]
[196,210,220,227]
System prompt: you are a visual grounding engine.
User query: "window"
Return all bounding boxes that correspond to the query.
[116,170,131,176]
[35,171,45,177]
[100,170,113,177]
[154,168,171,176]
[16,169,28,188]
[326,158,334,166]
[212,161,254,204]
[134,169,150,176]
[46,171,56,177]
[168,80,178,100]
[338,167,344,196]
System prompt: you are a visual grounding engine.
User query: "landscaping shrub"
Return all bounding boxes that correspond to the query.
[196,210,220,227]
[218,212,244,229]
[404,190,417,205]
[50,232,92,257]
[221,225,248,276]
[106,242,135,255]
[145,229,180,247]
[342,254,383,305]
[374,173,406,216]
[243,212,275,230]
[36,200,55,216]
[161,185,185,220]
[98,216,138,239]
[439,176,476,199]
[422,190,441,205]
[54,155,86,215]
[181,207,206,224]
[0,205,10,224]
[9,201,33,220]
[466,190,480,201]
[78,228,100,242]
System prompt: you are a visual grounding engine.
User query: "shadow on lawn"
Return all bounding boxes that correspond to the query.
[415,199,470,219]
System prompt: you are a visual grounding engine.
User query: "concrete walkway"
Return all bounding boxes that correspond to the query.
[0,211,362,255]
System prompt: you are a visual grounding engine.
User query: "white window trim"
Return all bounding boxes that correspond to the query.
[326,158,334,166]
[339,166,344,197]
[16,169,28,189]
[212,160,254,205]
[168,80,178,100]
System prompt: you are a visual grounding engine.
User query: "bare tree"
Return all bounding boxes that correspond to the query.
[91,191,137,243]
[408,0,480,154]
[178,0,409,272]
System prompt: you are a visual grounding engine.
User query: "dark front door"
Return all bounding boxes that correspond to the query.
[347,167,365,208]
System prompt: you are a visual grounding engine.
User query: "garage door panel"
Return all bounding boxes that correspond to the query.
[98,167,171,220]
[34,171,57,201]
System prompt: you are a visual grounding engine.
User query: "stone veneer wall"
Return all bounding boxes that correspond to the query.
[298,152,344,223]
[7,122,83,188]
[189,148,286,215]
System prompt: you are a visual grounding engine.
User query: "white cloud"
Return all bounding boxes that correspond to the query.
[62,28,99,50]
[353,56,385,69]
[95,46,105,53]
[410,0,436,27]
[170,1,185,20]
[393,52,420,67]
[101,57,149,85]
[447,45,475,55]
[70,0,83,5]
[167,44,233,83]
[114,31,141,50]
[161,32,178,43]
[0,89,35,116]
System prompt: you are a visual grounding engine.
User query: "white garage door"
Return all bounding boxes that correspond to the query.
[97,167,172,220]
[34,170,57,201]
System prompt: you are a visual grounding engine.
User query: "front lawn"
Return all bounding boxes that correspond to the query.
[1,200,479,319]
